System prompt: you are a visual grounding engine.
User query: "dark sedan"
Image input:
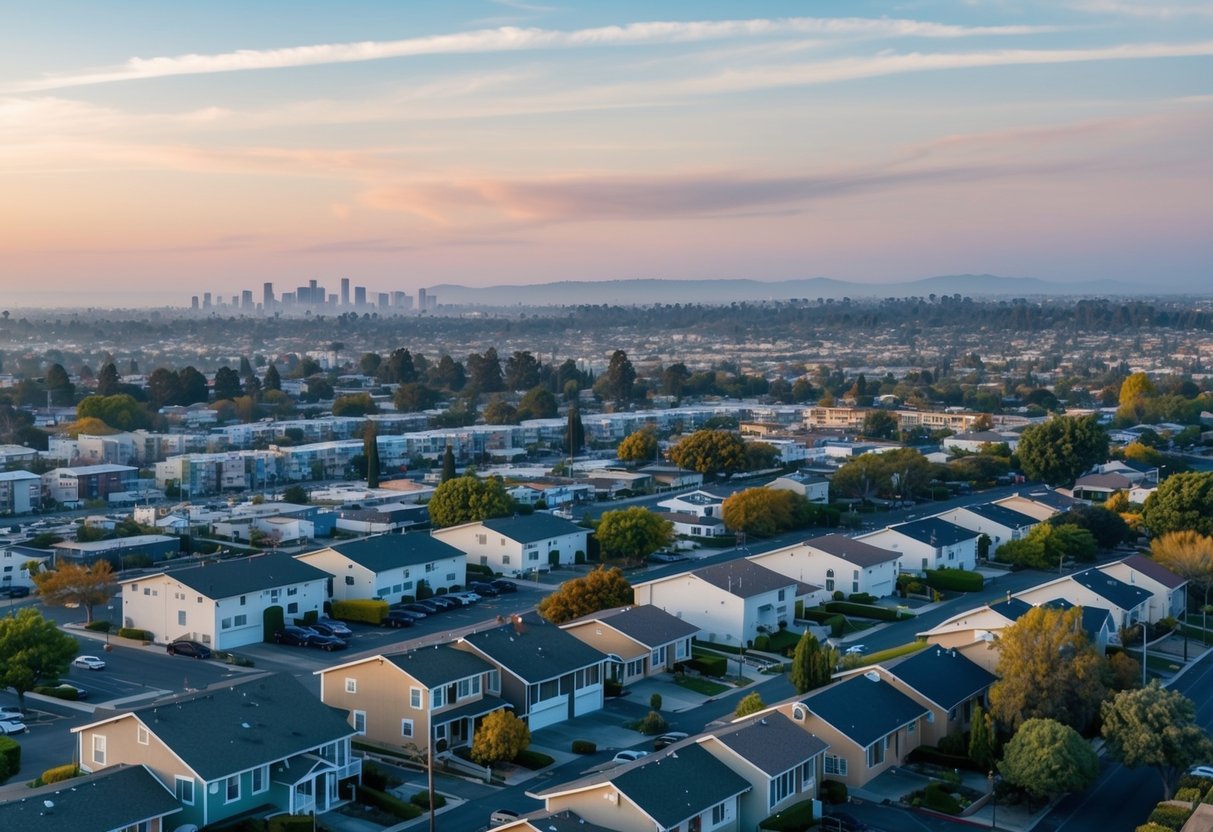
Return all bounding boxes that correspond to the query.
[274,626,318,647]
[382,611,417,628]
[468,582,500,597]
[393,603,432,618]
[490,579,518,593]
[309,621,352,639]
[307,634,348,652]
[166,640,213,659]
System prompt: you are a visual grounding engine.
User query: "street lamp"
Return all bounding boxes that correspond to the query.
[988,770,997,830]
[105,604,114,650]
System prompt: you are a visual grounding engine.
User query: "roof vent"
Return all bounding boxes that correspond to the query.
[864,670,880,682]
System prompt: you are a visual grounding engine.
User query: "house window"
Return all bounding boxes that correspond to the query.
[410,688,422,709]
[712,801,728,825]
[177,610,186,626]
[777,589,786,602]
[137,725,149,745]
[345,576,355,586]
[92,734,106,765]
[800,759,815,783]
[221,617,232,629]
[457,679,471,699]
[824,755,847,776]
[487,670,500,694]
[233,614,247,627]
[225,774,240,803]
[852,581,860,594]
[447,572,456,582]
[353,710,367,735]
[432,687,445,708]
[287,587,298,596]
[528,551,538,561]
[176,777,194,805]
[240,595,246,606]
[287,602,298,614]
[345,678,357,694]
[477,534,487,545]
[502,555,510,565]
[270,589,280,601]
[826,578,835,592]
[401,719,414,738]
[252,765,268,794]
[769,769,796,808]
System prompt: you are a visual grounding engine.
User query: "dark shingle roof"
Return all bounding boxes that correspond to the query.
[480,514,586,543]
[803,673,928,748]
[988,597,1033,621]
[1074,472,1132,490]
[1017,490,1077,511]
[1115,555,1186,589]
[1039,599,1115,639]
[708,712,829,776]
[159,553,328,600]
[805,534,900,567]
[511,810,617,832]
[0,765,179,832]
[1071,568,1153,611]
[321,533,462,573]
[572,605,701,647]
[960,503,1038,530]
[693,559,807,598]
[664,511,725,527]
[608,743,750,828]
[886,517,977,547]
[885,647,996,711]
[460,613,607,684]
[122,672,354,781]
[386,644,494,688]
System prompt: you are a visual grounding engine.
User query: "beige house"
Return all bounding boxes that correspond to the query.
[317,646,508,755]
[867,646,995,747]
[992,490,1074,522]
[497,810,616,832]
[560,605,699,685]
[1098,555,1187,622]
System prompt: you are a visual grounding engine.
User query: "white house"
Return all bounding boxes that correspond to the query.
[943,431,1020,454]
[749,534,901,599]
[119,553,330,649]
[656,489,727,519]
[432,514,588,576]
[765,470,830,504]
[1014,567,1152,628]
[0,544,49,593]
[632,560,820,647]
[1099,555,1187,622]
[934,503,1038,550]
[858,517,980,573]
[296,533,466,602]
[0,471,42,514]
[664,511,729,539]
[993,490,1074,522]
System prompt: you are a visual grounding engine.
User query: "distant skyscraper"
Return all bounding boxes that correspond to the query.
[377,293,389,309]
[354,286,367,307]
[263,282,274,308]
[417,288,427,311]
[241,290,253,309]
[191,296,199,310]
[295,279,325,306]
[341,278,350,307]
[328,294,338,306]
[203,292,212,309]
[391,291,411,310]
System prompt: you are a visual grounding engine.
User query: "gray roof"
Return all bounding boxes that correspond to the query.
[886,517,978,547]
[988,597,1033,621]
[153,553,328,600]
[1074,472,1133,490]
[568,604,701,647]
[480,514,586,543]
[803,673,928,748]
[693,559,811,598]
[960,503,1038,530]
[510,810,617,832]
[1070,568,1152,611]
[460,613,607,684]
[1016,490,1078,511]
[664,511,724,527]
[885,647,997,711]
[708,712,829,776]
[320,533,462,573]
[806,534,900,567]
[950,431,1013,443]
[386,644,494,688]
[121,672,354,781]
[1039,599,1115,638]
[0,764,179,832]
[1115,555,1186,589]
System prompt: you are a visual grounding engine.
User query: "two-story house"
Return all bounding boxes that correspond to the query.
[858,517,979,573]
[876,647,997,747]
[1098,555,1187,622]
[749,534,900,599]
[1015,567,1152,628]
[317,645,509,755]
[765,471,830,504]
[656,489,727,519]
[433,514,588,576]
[559,605,700,685]
[0,764,181,832]
[296,533,466,602]
[934,503,1038,551]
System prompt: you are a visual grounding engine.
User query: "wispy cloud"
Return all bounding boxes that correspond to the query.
[1072,1,1213,19]
[3,16,1062,93]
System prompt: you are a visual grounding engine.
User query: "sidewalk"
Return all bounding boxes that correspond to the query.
[853,766,1054,832]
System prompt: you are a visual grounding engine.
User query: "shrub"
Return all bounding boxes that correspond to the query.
[575,550,586,564]
[922,783,963,814]
[85,620,112,632]
[513,748,555,770]
[687,655,728,677]
[416,580,434,600]
[832,590,845,601]
[1148,804,1193,830]
[753,634,771,651]
[638,711,669,735]
[268,816,317,832]
[923,568,984,593]
[35,685,79,700]
[409,790,447,810]
[823,601,905,621]
[1175,787,1203,804]
[0,737,20,782]
[213,651,255,667]
[820,780,848,805]
[571,739,597,754]
[650,693,662,711]
[1139,824,1177,832]
[118,627,153,641]
[938,733,967,756]
[829,615,846,637]
[797,608,836,623]
[604,679,624,697]
[356,785,422,821]
[39,764,80,785]
[361,762,402,791]
[735,692,765,718]
[466,562,495,577]
[848,592,877,604]
[300,609,318,624]
[331,598,389,625]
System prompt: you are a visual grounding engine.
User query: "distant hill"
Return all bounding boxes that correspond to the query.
[427,274,1153,306]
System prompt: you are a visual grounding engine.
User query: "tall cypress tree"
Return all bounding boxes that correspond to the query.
[364,421,380,488]
[441,445,456,483]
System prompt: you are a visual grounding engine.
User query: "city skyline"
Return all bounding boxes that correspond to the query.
[2,1,1211,307]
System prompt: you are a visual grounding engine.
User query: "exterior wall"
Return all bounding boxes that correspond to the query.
[935,508,1032,548]
[857,529,976,573]
[297,549,465,602]
[321,661,433,751]
[635,577,748,646]
[699,741,819,831]
[433,524,587,576]
[882,675,982,747]
[1099,563,1186,622]
[1014,581,1139,628]
[779,704,922,789]
[922,607,1013,645]
[751,544,897,599]
[0,548,44,591]
[544,783,659,832]
[0,473,41,514]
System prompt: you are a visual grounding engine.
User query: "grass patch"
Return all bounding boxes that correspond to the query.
[673,674,729,696]
[766,629,800,653]
[513,749,555,770]
[759,798,816,831]
[855,640,930,666]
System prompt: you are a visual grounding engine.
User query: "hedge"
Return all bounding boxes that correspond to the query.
[213,651,255,668]
[686,655,728,677]
[921,783,963,814]
[820,780,848,804]
[118,627,153,641]
[848,593,877,604]
[410,790,447,810]
[356,785,422,821]
[331,598,389,624]
[823,601,907,621]
[466,563,495,577]
[908,745,985,773]
[572,740,597,754]
[796,608,837,624]
[34,685,80,700]
[1175,787,1203,803]
[268,816,317,832]
[40,764,81,785]
[514,749,555,770]
[0,737,19,782]
[85,621,112,632]
[924,568,985,593]
[1148,804,1193,830]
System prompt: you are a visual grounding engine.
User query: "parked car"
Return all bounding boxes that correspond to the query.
[0,585,30,598]
[72,655,106,671]
[490,579,518,594]
[167,640,213,660]
[613,750,649,764]
[1188,765,1213,779]
[309,621,352,639]
[489,809,520,827]
[653,732,689,751]
[274,626,319,647]
[411,599,443,614]
[0,718,27,736]
[450,591,481,604]
[51,684,88,700]
[427,596,459,611]
[307,634,348,652]
[393,603,432,618]
[844,645,868,656]
[648,551,687,563]
[0,706,23,721]
[468,582,500,597]
[381,611,417,629]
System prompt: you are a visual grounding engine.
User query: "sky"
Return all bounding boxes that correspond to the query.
[2,0,1211,307]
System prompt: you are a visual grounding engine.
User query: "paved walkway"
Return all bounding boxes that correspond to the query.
[853,766,1053,832]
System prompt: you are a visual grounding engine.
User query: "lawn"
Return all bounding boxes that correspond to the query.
[674,674,730,696]
[759,798,816,831]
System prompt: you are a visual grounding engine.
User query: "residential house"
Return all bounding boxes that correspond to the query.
[777,671,928,788]
[1071,472,1133,503]
[456,613,607,731]
[1099,555,1187,621]
[942,431,1020,454]
[120,552,329,649]
[51,534,179,567]
[934,503,1038,550]
[1096,459,1160,486]
[0,764,180,832]
[765,470,830,504]
[858,517,980,573]
[656,489,726,519]
[1015,567,1152,628]
[749,534,900,599]
[41,464,138,505]
[992,490,1074,522]
[73,673,359,829]
[559,605,700,684]
[0,544,50,593]
[1039,599,1117,652]
[0,470,42,514]
[0,443,39,468]
[632,560,820,647]
[297,533,467,603]
[495,810,616,832]
[664,511,729,539]
[433,514,588,576]
[638,464,703,490]
[876,646,996,746]
[317,645,509,754]
[529,742,751,832]
[333,504,430,535]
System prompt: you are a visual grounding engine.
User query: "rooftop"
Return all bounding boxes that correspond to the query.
[707,711,829,776]
[0,764,179,832]
[1070,567,1153,611]
[385,644,494,688]
[958,502,1039,529]
[804,534,900,567]
[460,613,607,684]
[564,604,700,647]
[309,532,462,573]
[124,552,328,599]
[479,513,586,543]
[884,646,997,711]
[802,672,928,748]
[692,559,812,598]
[883,517,978,547]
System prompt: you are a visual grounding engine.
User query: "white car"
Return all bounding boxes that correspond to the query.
[451,591,482,604]
[0,718,27,735]
[844,645,867,656]
[613,750,650,764]
[1189,765,1213,779]
[73,655,106,671]
[0,706,22,720]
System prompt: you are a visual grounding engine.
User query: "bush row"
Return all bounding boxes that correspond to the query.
[823,601,908,621]
[0,737,19,783]
[923,568,985,593]
[331,598,388,624]
[356,785,422,821]
[118,627,153,641]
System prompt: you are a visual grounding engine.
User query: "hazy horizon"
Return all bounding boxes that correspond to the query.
[3,1,1210,307]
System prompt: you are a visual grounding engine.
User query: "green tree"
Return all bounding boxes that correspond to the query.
[177,366,209,405]
[995,523,1097,570]
[789,630,834,694]
[537,567,633,624]
[96,362,121,397]
[735,691,766,718]
[1142,472,1213,538]
[565,405,585,455]
[517,386,558,420]
[988,606,1108,732]
[1117,372,1157,425]
[213,366,243,401]
[263,363,282,392]
[603,349,636,404]
[1048,505,1131,549]
[1017,415,1108,487]
[470,708,531,764]
[504,351,542,391]
[393,382,439,413]
[617,428,659,463]
[721,488,812,537]
[332,393,379,417]
[466,348,504,392]
[482,399,519,425]
[744,441,781,471]
[668,429,748,479]
[31,560,116,625]
[147,367,182,409]
[968,704,995,771]
[1101,682,1213,799]
[861,410,899,440]
[0,609,79,708]
[429,354,466,392]
[75,394,152,431]
[283,485,309,504]
[427,475,514,528]
[595,508,672,563]
[999,718,1099,801]
[440,445,456,483]
[44,362,75,405]
[364,421,380,489]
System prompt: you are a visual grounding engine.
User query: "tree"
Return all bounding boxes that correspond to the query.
[504,351,542,391]
[971,412,995,431]
[988,606,1108,732]
[968,704,995,771]
[394,382,439,413]
[283,485,309,504]
[668,429,748,479]
[427,475,514,528]
[595,508,672,563]
[789,630,835,694]
[861,410,899,440]
[1101,682,1213,799]
[429,354,466,392]
[44,362,75,405]
[96,362,121,396]
[722,488,812,537]
[1151,531,1213,617]
[466,348,504,392]
[147,367,182,409]
[263,363,282,392]
[1117,372,1157,425]
[1048,504,1131,549]
[999,718,1099,801]
[364,421,380,489]
[332,393,379,417]
[565,406,585,455]
[470,708,531,765]
[735,692,766,718]
[1017,415,1108,487]
[537,567,633,624]
[831,448,934,503]
[482,399,519,425]
[744,441,781,471]
[517,386,557,420]
[1143,472,1213,538]
[0,609,79,708]
[604,350,636,404]
[995,523,1097,570]
[31,561,116,625]
[213,366,243,401]
[75,394,152,431]
[177,366,209,405]
[661,362,691,399]
[441,445,456,483]
[617,428,659,463]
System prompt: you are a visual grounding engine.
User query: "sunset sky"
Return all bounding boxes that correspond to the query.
[3,1,1211,307]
